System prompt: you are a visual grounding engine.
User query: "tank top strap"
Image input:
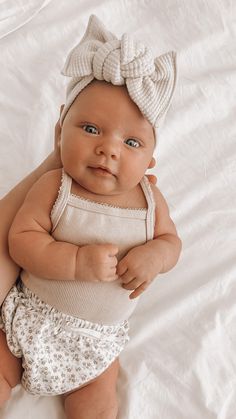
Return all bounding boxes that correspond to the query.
[140,176,156,241]
[51,169,72,232]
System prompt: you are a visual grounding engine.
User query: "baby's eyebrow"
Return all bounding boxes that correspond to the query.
[75,111,103,122]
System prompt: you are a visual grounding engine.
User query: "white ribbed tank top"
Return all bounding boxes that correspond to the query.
[22,170,155,325]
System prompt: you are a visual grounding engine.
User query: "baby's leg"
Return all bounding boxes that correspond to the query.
[0,330,22,406]
[63,358,119,419]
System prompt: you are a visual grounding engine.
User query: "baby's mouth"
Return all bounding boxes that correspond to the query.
[88,165,115,177]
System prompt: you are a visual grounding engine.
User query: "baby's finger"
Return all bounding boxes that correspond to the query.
[117,260,127,277]
[122,277,141,290]
[105,273,118,282]
[109,257,118,268]
[120,271,135,285]
[105,244,119,256]
[109,266,118,276]
[129,282,149,299]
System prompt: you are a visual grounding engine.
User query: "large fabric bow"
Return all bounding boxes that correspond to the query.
[60,15,177,128]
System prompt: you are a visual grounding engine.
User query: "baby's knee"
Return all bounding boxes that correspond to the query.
[0,374,13,407]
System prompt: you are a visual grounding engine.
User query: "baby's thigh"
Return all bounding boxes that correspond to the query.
[63,358,119,419]
[0,329,22,387]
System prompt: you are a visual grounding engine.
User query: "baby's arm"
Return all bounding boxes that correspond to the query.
[8,169,118,283]
[0,125,62,305]
[117,185,182,299]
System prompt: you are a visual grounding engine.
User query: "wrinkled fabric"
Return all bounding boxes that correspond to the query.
[0,1,236,418]
[0,282,129,395]
[60,15,177,129]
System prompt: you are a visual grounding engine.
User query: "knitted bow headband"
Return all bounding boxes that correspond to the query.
[60,14,177,130]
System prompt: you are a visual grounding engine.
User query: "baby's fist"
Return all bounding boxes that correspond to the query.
[75,243,118,282]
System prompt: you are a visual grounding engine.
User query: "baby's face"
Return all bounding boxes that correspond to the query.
[60,80,155,196]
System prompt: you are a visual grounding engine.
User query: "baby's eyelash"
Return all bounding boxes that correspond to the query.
[82,124,99,135]
[124,138,141,148]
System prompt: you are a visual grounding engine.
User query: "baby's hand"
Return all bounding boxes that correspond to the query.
[75,243,118,282]
[117,244,163,299]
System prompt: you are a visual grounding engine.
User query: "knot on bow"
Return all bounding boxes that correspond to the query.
[62,33,155,85]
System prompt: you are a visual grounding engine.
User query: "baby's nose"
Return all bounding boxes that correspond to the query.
[95,138,121,159]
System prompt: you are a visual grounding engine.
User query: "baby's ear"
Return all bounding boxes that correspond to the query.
[148,157,156,169]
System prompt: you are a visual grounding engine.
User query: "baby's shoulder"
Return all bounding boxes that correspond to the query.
[34,168,62,194]
[148,183,170,215]
[148,182,160,202]
[25,169,63,207]
[38,168,62,185]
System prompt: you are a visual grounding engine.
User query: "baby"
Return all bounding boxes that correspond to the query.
[0,15,181,419]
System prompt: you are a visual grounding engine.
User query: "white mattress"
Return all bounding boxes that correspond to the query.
[0,1,236,418]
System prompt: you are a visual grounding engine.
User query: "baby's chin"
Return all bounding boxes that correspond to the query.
[76,177,122,197]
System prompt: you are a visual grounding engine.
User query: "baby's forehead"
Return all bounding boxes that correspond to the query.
[73,81,151,123]
[69,82,155,144]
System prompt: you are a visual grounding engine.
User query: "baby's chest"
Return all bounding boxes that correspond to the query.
[53,203,148,260]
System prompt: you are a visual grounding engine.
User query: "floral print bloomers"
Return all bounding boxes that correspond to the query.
[0,281,129,396]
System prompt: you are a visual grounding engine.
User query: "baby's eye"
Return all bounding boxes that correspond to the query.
[82,124,99,135]
[124,138,140,148]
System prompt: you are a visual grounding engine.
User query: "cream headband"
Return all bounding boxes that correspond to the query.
[60,14,177,131]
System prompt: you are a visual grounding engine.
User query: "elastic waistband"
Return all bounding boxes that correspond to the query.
[19,281,129,338]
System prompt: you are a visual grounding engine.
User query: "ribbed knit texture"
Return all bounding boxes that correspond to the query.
[22,171,156,325]
[60,14,177,129]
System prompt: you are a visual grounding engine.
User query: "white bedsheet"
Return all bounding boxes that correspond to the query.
[0,1,235,418]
